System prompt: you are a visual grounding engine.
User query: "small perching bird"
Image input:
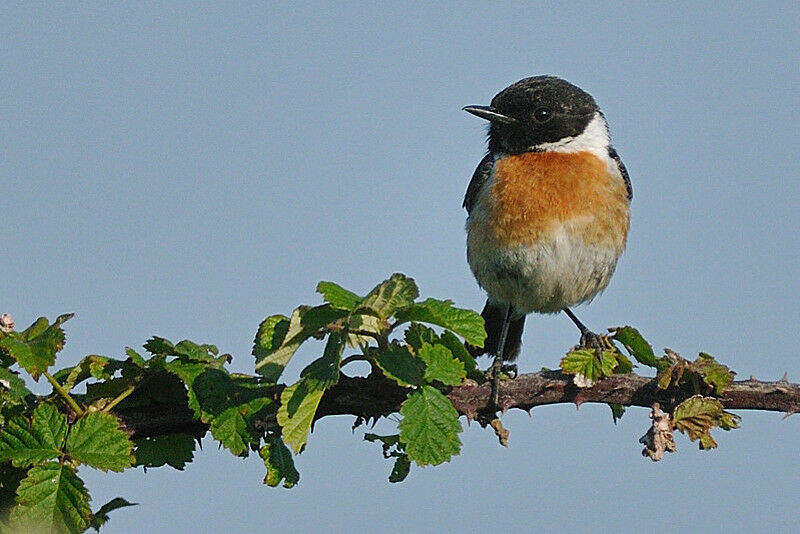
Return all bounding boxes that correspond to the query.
[462,76,632,403]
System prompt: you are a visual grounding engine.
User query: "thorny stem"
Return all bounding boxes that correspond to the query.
[44,371,85,417]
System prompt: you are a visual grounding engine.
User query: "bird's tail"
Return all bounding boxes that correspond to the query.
[467,301,525,361]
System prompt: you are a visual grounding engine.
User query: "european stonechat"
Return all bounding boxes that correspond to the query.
[463,76,631,391]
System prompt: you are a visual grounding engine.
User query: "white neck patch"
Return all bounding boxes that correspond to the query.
[531,112,610,160]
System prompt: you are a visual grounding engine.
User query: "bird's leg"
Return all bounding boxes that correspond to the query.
[562,308,613,360]
[488,303,513,409]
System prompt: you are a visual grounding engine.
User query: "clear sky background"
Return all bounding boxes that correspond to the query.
[4,3,800,533]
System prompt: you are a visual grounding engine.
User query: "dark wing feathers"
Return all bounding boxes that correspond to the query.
[463,152,494,214]
[608,147,632,201]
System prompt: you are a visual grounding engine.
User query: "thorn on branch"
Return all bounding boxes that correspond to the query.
[639,403,676,462]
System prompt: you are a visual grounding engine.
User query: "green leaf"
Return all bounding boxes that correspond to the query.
[191,370,274,456]
[316,281,362,310]
[613,352,634,374]
[172,340,219,361]
[418,344,465,386]
[389,454,411,483]
[124,348,146,368]
[299,331,344,391]
[439,331,477,374]
[260,437,300,488]
[252,314,294,382]
[404,323,439,351]
[254,305,348,382]
[611,326,666,370]
[89,497,137,531]
[142,336,174,356]
[54,355,122,392]
[560,349,617,386]
[374,342,424,387]
[209,401,270,457]
[398,386,462,466]
[609,403,626,423]
[0,404,67,467]
[0,314,73,379]
[693,353,735,394]
[65,412,134,472]
[672,395,741,450]
[9,461,92,534]
[277,382,324,454]
[358,274,419,319]
[0,368,33,403]
[0,462,27,516]
[133,434,195,470]
[394,298,486,347]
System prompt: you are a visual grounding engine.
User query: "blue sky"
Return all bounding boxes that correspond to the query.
[4,3,800,533]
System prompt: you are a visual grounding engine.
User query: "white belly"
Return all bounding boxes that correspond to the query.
[467,224,621,314]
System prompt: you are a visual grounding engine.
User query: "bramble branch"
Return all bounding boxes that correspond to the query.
[116,370,800,439]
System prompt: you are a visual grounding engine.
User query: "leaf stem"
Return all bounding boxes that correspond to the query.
[341,354,369,368]
[44,371,85,417]
[103,384,137,413]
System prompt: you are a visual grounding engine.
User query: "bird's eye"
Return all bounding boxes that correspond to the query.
[533,107,551,122]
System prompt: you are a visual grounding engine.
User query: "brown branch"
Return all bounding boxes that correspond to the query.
[117,371,800,439]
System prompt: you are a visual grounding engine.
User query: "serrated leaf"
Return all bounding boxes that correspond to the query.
[394,298,486,347]
[9,461,92,534]
[693,353,734,394]
[65,412,134,472]
[125,348,146,368]
[560,349,617,386]
[398,386,462,466]
[0,404,67,467]
[55,355,121,392]
[0,462,27,516]
[209,400,272,457]
[133,434,195,470]
[89,497,138,531]
[358,274,419,320]
[611,326,666,370]
[374,342,424,387]
[673,395,740,450]
[0,314,73,380]
[316,281,362,310]
[277,383,324,454]
[260,437,299,488]
[299,331,344,391]
[439,331,477,374]
[418,344,465,386]
[0,368,32,403]
[172,340,219,361]
[389,454,411,483]
[142,336,174,356]
[254,305,348,382]
[404,324,439,351]
[191,370,274,456]
[252,314,294,382]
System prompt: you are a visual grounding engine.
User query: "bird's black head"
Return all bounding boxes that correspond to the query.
[464,76,600,155]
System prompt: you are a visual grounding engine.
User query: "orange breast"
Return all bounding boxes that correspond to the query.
[490,151,630,247]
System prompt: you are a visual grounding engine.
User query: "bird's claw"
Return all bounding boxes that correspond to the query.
[578,331,614,361]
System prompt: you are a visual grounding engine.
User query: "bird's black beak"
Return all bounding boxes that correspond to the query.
[462,105,517,124]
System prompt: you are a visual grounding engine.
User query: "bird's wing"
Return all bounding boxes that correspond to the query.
[463,152,494,214]
[608,147,632,201]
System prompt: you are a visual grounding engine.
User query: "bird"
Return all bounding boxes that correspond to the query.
[462,75,632,403]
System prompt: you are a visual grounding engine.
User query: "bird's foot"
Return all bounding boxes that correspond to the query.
[501,363,517,379]
[578,330,615,361]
